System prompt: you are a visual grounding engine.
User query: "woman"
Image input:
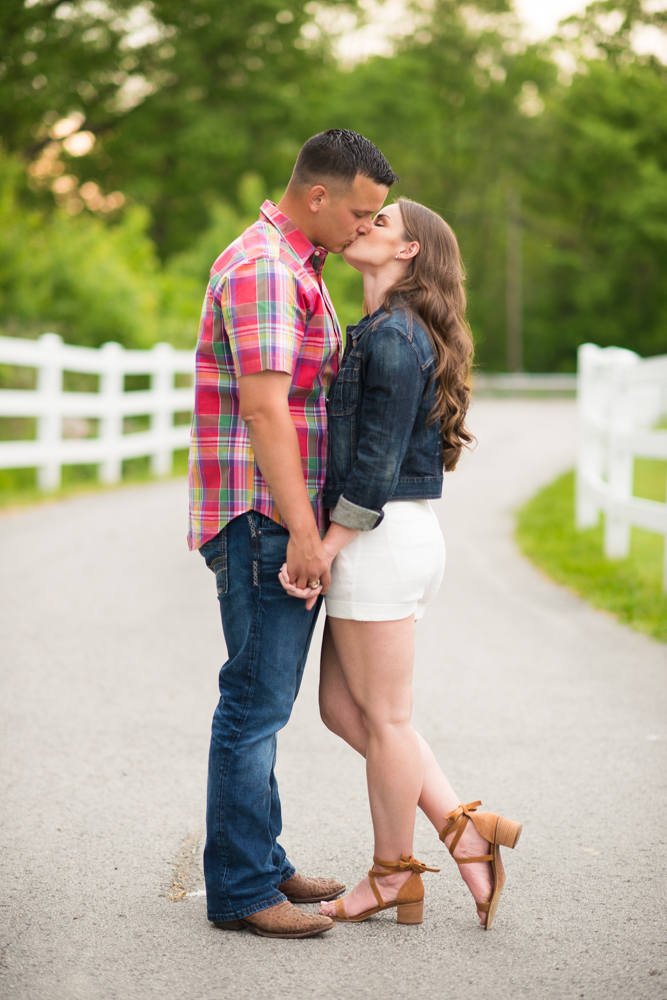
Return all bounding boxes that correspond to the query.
[281,198,521,929]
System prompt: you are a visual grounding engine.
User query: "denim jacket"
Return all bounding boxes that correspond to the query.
[323,305,443,530]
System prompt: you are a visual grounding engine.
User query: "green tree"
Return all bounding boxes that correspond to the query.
[298,0,555,367]
[0,151,160,347]
[0,0,152,158]
[1,1,364,255]
[3,0,667,368]
[519,0,667,369]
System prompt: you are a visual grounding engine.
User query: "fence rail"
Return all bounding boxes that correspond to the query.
[576,342,667,591]
[3,335,666,591]
[473,372,577,396]
[0,333,195,490]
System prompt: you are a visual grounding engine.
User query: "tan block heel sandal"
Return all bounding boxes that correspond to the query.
[333,854,439,925]
[440,800,522,930]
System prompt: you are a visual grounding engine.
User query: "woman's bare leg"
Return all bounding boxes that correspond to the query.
[319,618,493,924]
[319,614,422,918]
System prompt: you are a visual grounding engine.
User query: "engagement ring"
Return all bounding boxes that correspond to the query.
[309,579,321,589]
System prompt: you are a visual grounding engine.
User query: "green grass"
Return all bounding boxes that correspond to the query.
[516,464,667,642]
[0,448,189,511]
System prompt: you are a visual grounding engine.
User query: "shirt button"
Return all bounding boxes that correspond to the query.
[313,251,321,257]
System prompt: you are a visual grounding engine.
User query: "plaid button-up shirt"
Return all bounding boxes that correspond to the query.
[187,200,342,551]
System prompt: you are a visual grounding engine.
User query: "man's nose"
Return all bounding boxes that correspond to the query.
[356,219,372,234]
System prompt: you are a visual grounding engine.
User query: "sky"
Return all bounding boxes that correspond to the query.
[513,0,589,40]
[517,0,667,58]
[335,0,593,63]
[335,0,667,65]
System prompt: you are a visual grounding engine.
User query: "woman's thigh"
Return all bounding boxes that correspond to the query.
[327,615,416,726]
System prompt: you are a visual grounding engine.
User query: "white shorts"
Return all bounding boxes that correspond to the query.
[325,500,446,621]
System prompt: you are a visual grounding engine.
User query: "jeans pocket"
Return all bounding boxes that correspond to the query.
[200,528,228,596]
[253,511,289,536]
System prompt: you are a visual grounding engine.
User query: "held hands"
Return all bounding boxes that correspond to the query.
[279,563,323,611]
[279,533,333,611]
[279,522,358,610]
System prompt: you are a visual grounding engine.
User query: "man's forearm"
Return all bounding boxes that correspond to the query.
[239,369,332,591]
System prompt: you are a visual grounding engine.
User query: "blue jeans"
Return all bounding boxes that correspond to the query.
[199,511,323,922]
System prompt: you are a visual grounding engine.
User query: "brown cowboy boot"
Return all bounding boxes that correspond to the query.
[214,900,334,939]
[279,872,345,903]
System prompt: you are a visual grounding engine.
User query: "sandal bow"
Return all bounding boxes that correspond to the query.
[371,853,440,876]
[439,800,482,842]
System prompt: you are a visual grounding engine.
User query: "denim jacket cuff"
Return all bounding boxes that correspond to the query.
[331,494,384,531]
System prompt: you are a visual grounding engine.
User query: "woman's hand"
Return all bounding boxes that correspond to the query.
[279,563,323,611]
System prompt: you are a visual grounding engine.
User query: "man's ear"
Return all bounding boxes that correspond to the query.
[307,184,329,214]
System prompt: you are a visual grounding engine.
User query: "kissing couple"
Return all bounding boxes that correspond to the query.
[188,129,521,939]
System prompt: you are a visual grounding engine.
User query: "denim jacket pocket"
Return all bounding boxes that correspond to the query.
[328,363,360,416]
[200,527,228,596]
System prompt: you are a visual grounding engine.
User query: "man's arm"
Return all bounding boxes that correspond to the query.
[238,369,331,593]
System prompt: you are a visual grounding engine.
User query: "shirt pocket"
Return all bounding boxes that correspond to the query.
[328,363,360,416]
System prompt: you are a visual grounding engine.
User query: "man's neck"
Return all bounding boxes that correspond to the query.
[276,191,319,247]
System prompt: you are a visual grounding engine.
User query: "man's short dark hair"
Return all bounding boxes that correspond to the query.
[292,129,399,189]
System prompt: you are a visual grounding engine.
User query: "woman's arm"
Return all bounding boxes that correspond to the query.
[330,324,424,531]
[278,323,423,604]
[322,521,358,559]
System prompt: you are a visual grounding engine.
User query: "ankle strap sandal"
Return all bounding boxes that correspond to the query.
[334,854,440,925]
[439,800,522,930]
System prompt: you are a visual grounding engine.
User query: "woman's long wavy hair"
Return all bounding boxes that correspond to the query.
[380,198,475,472]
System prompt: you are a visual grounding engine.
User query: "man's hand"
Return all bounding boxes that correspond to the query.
[279,521,357,610]
[285,530,331,596]
[278,560,327,611]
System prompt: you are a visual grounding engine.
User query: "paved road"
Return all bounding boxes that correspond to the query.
[1,400,665,1000]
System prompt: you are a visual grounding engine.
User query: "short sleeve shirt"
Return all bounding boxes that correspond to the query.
[187,201,342,550]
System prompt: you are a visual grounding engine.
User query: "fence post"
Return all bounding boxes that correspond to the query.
[99,342,124,484]
[576,344,603,529]
[604,351,638,559]
[36,332,63,491]
[150,342,174,477]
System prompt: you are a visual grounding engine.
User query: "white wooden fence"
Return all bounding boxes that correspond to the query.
[0,333,194,490]
[576,342,667,591]
[2,335,666,590]
[473,372,577,396]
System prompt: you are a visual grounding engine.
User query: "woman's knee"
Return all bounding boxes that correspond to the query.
[319,695,340,735]
[320,689,369,752]
[319,683,348,733]
[360,704,413,737]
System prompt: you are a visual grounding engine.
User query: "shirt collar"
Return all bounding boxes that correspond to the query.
[259,200,328,270]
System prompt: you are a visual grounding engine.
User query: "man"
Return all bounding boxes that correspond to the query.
[188,130,398,939]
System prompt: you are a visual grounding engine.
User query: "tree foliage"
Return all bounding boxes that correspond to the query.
[0,152,160,347]
[1,0,666,368]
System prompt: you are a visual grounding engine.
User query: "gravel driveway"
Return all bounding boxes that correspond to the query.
[1,399,665,1000]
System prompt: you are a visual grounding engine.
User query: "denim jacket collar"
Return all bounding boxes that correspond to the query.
[347,302,416,344]
[347,306,391,347]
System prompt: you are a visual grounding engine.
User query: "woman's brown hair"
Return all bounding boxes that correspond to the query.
[380,197,475,472]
